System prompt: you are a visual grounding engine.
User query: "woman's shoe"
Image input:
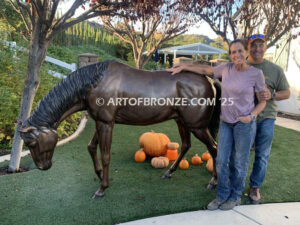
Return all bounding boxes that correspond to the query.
[207,199,226,210]
[219,199,241,210]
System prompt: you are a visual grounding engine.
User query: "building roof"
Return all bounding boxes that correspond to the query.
[158,42,227,55]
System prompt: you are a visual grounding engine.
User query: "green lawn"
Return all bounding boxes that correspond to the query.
[0,120,299,225]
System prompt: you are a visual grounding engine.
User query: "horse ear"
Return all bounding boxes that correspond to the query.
[18,126,37,133]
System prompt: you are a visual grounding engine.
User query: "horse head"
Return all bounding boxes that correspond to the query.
[19,125,58,170]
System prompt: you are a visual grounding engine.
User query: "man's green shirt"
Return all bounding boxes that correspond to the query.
[249,60,290,122]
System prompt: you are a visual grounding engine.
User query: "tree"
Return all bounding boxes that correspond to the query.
[0,0,158,172]
[190,0,300,48]
[102,0,193,69]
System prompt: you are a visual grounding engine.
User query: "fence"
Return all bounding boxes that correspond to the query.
[0,40,77,78]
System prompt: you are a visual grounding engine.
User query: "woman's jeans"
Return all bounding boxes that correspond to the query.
[216,120,256,202]
[249,118,275,188]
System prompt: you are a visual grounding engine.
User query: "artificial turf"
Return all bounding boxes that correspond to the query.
[0,120,299,225]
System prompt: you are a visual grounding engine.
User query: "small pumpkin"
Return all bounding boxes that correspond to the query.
[206,157,214,172]
[167,142,179,150]
[179,159,189,170]
[166,149,178,161]
[201,151,211,162]
[191,154,202,165]
[151,156,169,168]
[139,131,170,157]
[134,149,146,162]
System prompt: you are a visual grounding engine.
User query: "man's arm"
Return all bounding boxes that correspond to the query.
[272,89,290,101]
[257,86,290,101]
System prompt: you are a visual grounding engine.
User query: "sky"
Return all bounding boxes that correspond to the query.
[58,1,219,40]
[186,21,218,39]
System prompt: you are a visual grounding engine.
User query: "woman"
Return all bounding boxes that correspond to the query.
[166,39,266,210]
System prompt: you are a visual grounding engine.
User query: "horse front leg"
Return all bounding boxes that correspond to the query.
[88,130,102,180]
[92,121,114,199]
[191,128,218,189]
[162,120,191,179]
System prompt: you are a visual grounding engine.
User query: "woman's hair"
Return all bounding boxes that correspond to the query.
[228,39,247,54]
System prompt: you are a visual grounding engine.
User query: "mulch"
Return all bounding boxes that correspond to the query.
[0,165,30,176]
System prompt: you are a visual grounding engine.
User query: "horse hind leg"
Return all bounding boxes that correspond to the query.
[162,120,191,179]
[191,128,218,189]
[92,121,114,199]
[88,130,103,180]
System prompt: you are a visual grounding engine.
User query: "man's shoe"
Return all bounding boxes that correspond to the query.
[249,186,261,204]
[219,199,241,210]
[207,199,226,210]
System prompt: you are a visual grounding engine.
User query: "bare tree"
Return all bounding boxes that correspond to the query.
[0,0,154,172]
[190,0,300,48]
[102,0,191,69]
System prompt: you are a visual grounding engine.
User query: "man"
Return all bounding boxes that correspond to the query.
[247,34,290,204]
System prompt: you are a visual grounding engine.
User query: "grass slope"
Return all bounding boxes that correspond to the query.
[0,120,299,225]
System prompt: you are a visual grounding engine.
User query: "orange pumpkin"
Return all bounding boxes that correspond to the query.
[201,151,211,162]
[151,156,169,168]
[167,142,179,149]
[139,131,170,157]
[166,149,178,161]
[191,154,202,165]
[134,149,146,162]
[206,157,214,172]
[179,159,189,170]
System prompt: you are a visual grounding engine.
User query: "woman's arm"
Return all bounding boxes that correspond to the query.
[237,91,266,123]
[166,63,214,76]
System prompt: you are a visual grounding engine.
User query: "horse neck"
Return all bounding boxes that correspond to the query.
[26,61,111,129]
[27,98,85,130]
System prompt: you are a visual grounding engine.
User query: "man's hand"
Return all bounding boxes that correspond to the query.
[237,115,251,123]
[257,84,272,101]
[165,64,186,75]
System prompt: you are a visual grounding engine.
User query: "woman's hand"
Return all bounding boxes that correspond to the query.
[257,84,272,101]
[237,115,251,123]
[165,64,186,75]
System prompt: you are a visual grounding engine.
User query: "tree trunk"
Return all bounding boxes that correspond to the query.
[135,53,144,70]
[8,23,49,172]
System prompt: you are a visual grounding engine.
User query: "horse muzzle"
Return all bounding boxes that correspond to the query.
[36,160,52,170]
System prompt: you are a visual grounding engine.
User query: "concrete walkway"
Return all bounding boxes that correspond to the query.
[120,117,300,225]
[120,202,300,225]
[275,117,300,132]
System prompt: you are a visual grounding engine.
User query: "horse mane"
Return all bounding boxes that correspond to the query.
[25,60,112,128]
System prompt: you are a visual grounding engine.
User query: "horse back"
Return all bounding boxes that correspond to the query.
[86,61,216,127]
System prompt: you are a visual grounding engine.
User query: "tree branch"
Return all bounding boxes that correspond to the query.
[48,0,59,28]
[53,0,84,30]
[30,0,44,22]
[8,0,30,34]
[0,8,30,42]
[16,0,34,25]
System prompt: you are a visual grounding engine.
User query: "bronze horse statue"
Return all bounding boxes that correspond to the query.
[19,60,221,199]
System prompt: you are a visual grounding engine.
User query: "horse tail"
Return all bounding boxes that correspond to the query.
[208,80,221,141]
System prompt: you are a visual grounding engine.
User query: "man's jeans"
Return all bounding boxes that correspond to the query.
[249,118,275,188]
[216,120,256,202]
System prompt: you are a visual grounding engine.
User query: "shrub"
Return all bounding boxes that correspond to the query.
[0,44,82,150]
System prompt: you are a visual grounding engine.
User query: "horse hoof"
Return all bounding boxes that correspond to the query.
[162,172,171,179]
[92,191,104,199]
[206,177,217,189]
[206,183,217,190]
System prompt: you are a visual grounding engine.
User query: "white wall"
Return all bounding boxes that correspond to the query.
[276,31,300,115]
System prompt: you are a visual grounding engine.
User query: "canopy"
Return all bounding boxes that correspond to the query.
[158,42,227,63]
